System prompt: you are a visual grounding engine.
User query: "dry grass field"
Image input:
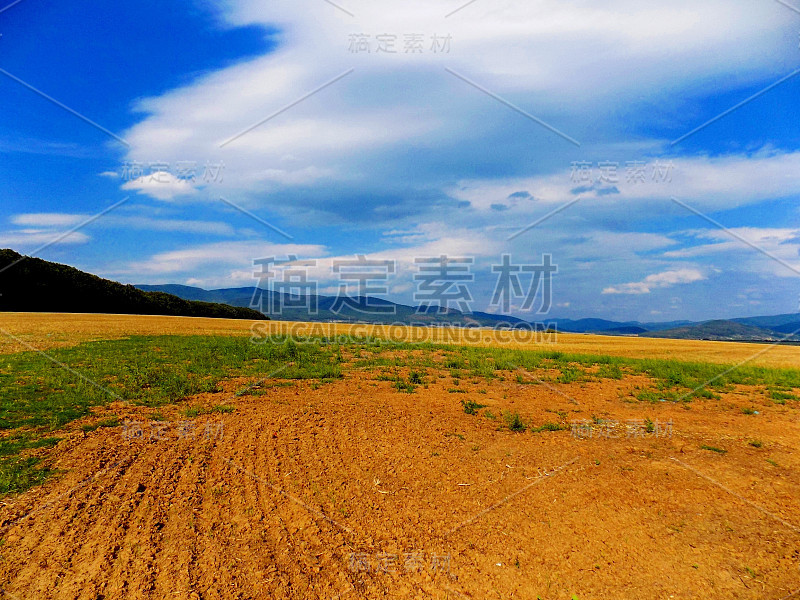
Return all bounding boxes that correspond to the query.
[0,313,799,599]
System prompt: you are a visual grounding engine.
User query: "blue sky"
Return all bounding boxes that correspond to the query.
[2,0,800,322]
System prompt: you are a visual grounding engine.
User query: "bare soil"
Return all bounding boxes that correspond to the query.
[1,348,799,599]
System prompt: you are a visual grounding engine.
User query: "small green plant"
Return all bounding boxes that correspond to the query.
[748,440,763,448]
[461,400,487,415]
[503,411,528,432]
[409,371,423,385]
[700,445,727,454]
[394,378,417,393]
[635,390,661,403]
[530,422,565,433]
[741,407,757,415]
[644,418,655,433]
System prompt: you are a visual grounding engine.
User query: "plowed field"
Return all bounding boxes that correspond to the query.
[0,314,799,599]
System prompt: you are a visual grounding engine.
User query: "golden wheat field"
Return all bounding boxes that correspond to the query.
[2,312,800,367]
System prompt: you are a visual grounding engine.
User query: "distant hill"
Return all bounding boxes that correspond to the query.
[548,318,639,333]
[136,284,541,328]
[0,250,267,320]
[597,326,649,336]
[771,321,800,335]
[642,320,788,341]
[732,314,800,328]
[136,282,800,341]
[543,318,692,333]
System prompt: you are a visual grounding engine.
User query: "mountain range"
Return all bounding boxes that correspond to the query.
[136,283,800,342]
[0,247,792,343]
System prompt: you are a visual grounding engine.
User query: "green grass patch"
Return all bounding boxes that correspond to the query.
[0,456,53,495]
[0,334,342,495]
[183,405,236,418]
[769,389,798,402]
[461,400,487,415]
[700,445,727,454]
[556,366,587,384]
[530,422,566,433]
[394,378,417,393]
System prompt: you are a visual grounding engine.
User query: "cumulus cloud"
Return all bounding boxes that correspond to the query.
[121,172,199,201]
[602,268,706,295]
[451,150,800,213]
[117,0,795,220]
[664,227,800,278]
[88,0,798,319]
[122,240,328,278]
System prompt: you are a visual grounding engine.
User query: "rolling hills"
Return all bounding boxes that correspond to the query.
[137,283,800,342]
[0,250,267,321]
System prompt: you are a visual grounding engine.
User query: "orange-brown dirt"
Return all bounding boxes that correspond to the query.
[1,315,800,599]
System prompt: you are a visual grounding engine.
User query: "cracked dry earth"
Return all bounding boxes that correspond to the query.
[1,362,799,600]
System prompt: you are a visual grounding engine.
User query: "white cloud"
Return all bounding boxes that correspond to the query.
[121,172,199,201]
[602,268,706,295]
[10,212,236,236]
[12,214,87,228]
[0,230,89,247]
[665,227,800,277]
[117,0,795,214]
[451,150,800,213]
[123,240,328,278]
